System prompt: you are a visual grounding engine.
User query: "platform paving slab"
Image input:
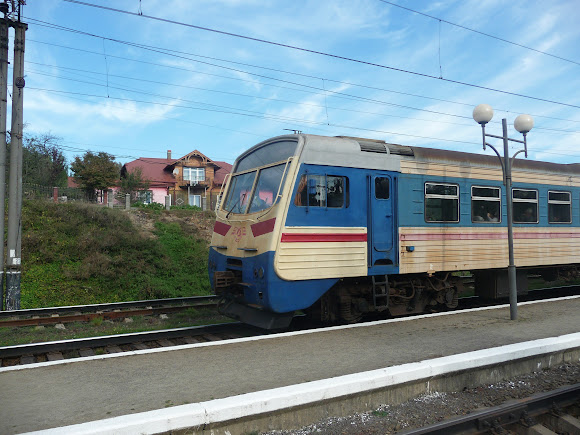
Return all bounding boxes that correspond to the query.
[1,297,579,434]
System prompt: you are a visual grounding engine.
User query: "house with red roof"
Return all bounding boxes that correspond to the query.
[120,150,232,210]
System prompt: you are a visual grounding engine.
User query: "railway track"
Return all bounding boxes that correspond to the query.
[455,284,580,310]
[0,295,218,327]
[401,383,580,434]
[0,321,265,367]
[2,287,578,367]
[1,284,577,328]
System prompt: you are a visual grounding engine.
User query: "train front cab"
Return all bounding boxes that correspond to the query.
[209,134,402,328]
[209,135,335,329]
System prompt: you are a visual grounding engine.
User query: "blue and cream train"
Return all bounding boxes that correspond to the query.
[208,134,580,328]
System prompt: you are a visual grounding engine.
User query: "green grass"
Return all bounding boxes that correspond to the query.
[19,199,213,309]
[149,221,211,297]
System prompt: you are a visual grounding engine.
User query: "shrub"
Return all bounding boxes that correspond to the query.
[170,204,202,211]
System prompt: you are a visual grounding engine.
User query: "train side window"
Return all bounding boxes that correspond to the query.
[471,186,501,223]
[548,191,571,223]
[425,182,459,223]
[294,174,348,208]
[375,177,390,199]
[513,189,538,223]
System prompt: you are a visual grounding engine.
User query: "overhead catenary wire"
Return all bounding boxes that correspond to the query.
[24,32,476,121]
[28,86,479,144]
[59,0,580,110]
[35,93,580,161]
[23,62,478,127]
[17,4,580,164]
[377,0,580,67]
[28,86,580,160]
[21,62,580,136]
[25,20,580,128]
[24,20,580,127]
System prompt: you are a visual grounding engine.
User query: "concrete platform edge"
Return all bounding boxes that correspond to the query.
[24,332,580,435]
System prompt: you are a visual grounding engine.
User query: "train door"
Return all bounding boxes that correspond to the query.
[368,173,397,268]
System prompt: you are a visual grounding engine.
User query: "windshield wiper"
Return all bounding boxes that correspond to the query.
[226,192,246,219]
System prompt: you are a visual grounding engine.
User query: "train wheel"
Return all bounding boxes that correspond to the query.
[339,296,363,324]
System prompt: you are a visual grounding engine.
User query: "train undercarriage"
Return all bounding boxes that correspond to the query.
[215,265,580,329]
[307,265,580,325]
[306,272,463,324]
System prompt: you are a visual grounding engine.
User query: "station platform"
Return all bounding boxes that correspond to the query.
[1,296,579,434]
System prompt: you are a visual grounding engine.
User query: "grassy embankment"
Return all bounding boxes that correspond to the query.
[1,200,225,345]
[21,200,214,307]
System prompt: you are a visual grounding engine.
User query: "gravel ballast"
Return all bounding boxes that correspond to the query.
[265,362,580,434]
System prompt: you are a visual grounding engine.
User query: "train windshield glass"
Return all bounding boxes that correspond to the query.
[224,140,296,216]
[223,172,255,215]
[247,164,287,213]
[224,163,289,215]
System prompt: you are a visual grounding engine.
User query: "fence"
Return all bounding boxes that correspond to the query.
[23,184,220,211]
[23,184,106,204]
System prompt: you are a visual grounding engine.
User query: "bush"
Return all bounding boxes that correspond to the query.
[170,204,202,211]
[135,202,165,211]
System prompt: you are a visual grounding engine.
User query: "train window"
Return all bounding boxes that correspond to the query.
[512,189,538,223]
[548,191,571,223]
[222,171,255,215]
[294,174,348,208]
[247,164,287,214]
[223,160,290,215]
[375,177,390,199]
[471,186,501,223]
[425,182,459,223]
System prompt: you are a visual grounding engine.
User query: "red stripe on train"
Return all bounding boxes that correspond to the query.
[213,221,231,236]
[400,232,580,241]
[251,218,276,237]
[281,233,367,243]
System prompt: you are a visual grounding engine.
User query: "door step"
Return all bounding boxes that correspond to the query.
[372,275,390,310]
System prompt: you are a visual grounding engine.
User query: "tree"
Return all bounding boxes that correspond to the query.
[70,151,119,201]
[119,167,150,202]
[10,133,68,187]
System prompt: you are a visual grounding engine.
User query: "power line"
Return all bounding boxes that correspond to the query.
[26,22,580,126]
[24,37,476,121]
[22,64,580,136]
[60,0,580,110]
[27,86,264,138]
[32,85,580,156]
[377,0,580,67]
[20,20,495,114]
[24,61,477,127]
[25,87,580,161]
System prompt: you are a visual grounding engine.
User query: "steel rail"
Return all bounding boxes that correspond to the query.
[0,321,254,360]
[0,295,218,320]
[399,383,580,434]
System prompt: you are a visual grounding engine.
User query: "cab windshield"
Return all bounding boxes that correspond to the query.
[223,140,296,215]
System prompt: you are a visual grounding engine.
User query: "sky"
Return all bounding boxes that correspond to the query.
[11,0,580,168]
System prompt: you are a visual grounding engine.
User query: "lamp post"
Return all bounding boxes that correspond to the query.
[473,104,534,320]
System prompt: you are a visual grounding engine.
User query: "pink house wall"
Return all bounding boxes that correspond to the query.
[108,186,169,205]
[151,187,170,204]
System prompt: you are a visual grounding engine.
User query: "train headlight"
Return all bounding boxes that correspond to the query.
[253,267,265,279]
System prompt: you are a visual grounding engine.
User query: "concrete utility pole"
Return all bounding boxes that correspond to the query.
[5,15,26,311]
[0,13,8,310]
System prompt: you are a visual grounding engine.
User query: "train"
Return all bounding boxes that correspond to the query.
[208,134,580,329]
